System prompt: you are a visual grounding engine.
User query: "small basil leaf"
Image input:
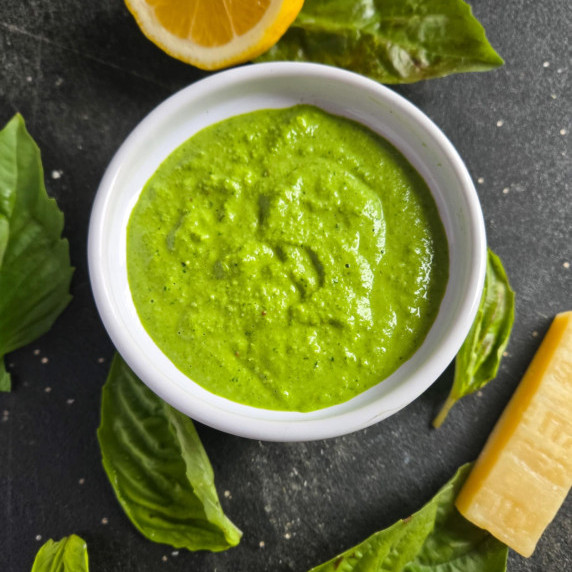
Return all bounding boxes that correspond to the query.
[0,114,73,391]
[309,464,507,572]
[257,0,503,84]
[97,353,242,552]
[31,535,89,572]
[433,249,515,427]
[0,360,9,391]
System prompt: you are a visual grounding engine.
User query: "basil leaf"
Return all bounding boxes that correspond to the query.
[433,249,515,427]
[257,0,503,84]
[0,360,9,391]
[31,535,89,572]
[308,464,508,572]
[0,114,73,391]
[97,353,242,552]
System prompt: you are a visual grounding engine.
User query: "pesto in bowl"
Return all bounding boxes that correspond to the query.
[126,105,448,412]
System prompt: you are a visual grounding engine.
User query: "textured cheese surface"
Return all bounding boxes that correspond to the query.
[456,311,572,557]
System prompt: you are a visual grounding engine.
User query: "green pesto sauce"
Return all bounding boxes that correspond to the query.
[127,105,449,412]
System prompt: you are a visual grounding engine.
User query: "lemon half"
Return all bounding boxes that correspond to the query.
[125,0,304,71]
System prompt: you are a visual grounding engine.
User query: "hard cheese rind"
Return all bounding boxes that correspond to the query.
[455,311,572,557]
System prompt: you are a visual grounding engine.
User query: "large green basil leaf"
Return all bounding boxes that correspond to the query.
[0,114,73,391]
[257,0,503,84]
[433,249,515,427]
[309,464,507,571]
[31,535,89,572]
[97,353,242,552]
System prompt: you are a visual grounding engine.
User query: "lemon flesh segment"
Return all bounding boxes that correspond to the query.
[125,0,304,70]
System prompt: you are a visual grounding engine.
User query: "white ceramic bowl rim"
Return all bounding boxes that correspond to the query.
[88,62,486,442]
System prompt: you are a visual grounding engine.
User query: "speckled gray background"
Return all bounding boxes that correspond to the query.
[0,1,570,571]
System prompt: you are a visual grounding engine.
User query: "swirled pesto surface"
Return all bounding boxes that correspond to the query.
[127,105,448,412]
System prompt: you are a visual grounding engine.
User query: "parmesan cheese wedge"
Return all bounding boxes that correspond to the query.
[455,311,572,557]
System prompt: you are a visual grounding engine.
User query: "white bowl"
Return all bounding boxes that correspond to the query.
[88,62,486,442]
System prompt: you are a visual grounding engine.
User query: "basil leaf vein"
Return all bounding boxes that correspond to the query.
[97,353,242,552]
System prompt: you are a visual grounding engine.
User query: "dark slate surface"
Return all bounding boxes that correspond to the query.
[0,1,570,570]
